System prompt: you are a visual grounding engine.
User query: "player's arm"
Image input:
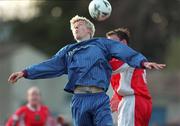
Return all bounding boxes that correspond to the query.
[102,38,166,69]
[8,46,68,84]
[6,107,25,126]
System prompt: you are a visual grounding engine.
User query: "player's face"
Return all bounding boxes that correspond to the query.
[72,20,91,41]
[27,90,41,106]
[108,34,127,45]
[107,34,120,41]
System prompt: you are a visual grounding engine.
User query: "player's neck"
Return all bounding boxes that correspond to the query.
[27,103,40,111]
[77,35,91,43]
[32,104,39,109]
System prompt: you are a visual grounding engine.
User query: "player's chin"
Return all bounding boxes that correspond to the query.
[75,35,80,39]
[31,101,40,106]
[75,37,82,42]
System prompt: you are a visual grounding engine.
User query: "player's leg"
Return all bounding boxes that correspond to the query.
[117,95,136,126]
[71,94,94,126]
[134,95,152,126]
[93,92,113,126]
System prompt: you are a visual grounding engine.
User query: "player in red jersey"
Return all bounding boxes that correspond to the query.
[6,86,49,126]
[106,28,155,126]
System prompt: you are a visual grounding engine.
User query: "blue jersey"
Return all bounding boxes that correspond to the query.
[24,38,147,93]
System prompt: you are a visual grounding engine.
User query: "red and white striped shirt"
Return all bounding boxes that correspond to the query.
[109,58,151,111]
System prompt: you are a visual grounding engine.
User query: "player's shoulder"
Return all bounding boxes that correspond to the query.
[109,58,124,65]
[19,105,28,110]
[55,44,73,56]
[88,37,110,47]
[92,37,120,48]
[94,37,108,42]
[111,58,123,62]
[59,44,71,51]
[40,105,49,115]
[15,105,28,113]
[41,105,49,111]
[95,37,119,43]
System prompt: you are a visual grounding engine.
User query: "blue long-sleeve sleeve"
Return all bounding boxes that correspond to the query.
[100,38,147,68]
[24,46,68,79]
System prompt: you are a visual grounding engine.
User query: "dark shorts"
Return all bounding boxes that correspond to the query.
[71,92,113,126]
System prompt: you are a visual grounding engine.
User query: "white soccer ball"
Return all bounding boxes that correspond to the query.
[88,0,112,21]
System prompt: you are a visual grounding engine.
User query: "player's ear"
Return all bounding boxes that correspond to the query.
[122,39,128,45]
[87,28,92,37]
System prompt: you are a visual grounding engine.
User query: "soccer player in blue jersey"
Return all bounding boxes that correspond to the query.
[8,15,165,126]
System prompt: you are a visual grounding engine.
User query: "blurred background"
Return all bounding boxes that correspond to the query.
[0,0,180,126]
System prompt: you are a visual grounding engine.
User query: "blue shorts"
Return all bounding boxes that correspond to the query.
[71,92,113,126]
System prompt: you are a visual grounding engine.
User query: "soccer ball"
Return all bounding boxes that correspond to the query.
[88,0,112,21]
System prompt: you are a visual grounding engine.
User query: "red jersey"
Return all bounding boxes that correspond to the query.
[109,58,151,111]
[6,104,49,126]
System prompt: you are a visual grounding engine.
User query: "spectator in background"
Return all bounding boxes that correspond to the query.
[6,86,50,126]
[57,115,71,126]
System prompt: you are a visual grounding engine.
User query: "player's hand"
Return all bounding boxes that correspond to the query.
[143,62,166,70]
[8,71,24,84]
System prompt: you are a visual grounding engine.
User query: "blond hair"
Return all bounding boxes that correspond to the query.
[27,86,41,95]
[70,15,95,37]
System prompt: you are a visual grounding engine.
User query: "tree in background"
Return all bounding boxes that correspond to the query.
[3,0,180,62]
